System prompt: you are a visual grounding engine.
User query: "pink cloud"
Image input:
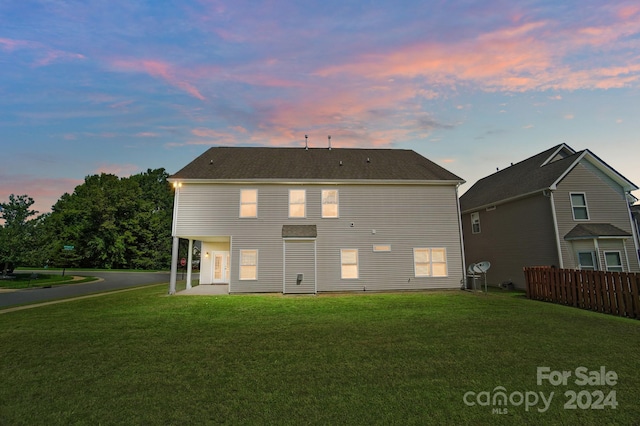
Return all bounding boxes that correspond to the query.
[0,175,82,214]
[110,59,206,100]
[0,37,84,66]
[314,11,640,93]
[33,50,85,67]
[0,38,37,51]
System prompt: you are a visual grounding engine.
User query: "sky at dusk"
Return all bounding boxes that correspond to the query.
[2,0,640,214]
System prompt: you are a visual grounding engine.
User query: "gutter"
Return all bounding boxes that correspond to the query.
[460,188,546,215]
[167,178,466,186]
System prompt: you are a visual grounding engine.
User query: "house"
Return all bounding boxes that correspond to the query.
[459,144,640,289]
[167,146,466,294]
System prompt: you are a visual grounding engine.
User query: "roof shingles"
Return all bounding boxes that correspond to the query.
[564,223,631,240]
[460,145,580,211]
[170,147,463,182]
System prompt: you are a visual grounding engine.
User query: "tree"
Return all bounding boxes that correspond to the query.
[42,168,174,269]
[0,194,38,275]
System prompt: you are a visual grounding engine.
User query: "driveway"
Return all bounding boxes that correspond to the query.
[0,270,178,309]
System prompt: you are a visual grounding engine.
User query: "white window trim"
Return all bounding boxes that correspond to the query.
[603,250,624,272]
[289,189,306,218]
[471,212,481,234]
[414,248,448,277]
[373,245,391,252]
[239,249,258,280]
[340,249,359,279]
[239,189,258,218]
[570,192,590,221]
[321,189,339,218]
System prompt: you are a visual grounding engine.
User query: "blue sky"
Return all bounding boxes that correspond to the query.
[2,0,640,213]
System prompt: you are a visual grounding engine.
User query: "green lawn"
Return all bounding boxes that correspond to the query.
[0,273,96,289]
[1,287,638,425]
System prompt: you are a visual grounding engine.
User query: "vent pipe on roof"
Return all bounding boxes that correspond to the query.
[328,135,331,150]
[305,134,308,150]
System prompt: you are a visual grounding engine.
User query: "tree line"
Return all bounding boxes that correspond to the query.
[0,168,174,273]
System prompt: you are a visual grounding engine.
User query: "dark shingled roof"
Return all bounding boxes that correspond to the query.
[460,145,581,211]
[564,223,631,240]
[170,147,463,182]
[460,144,638,212]
[282,225,318,238]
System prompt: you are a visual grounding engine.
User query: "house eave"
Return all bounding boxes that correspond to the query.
[564,235,629,241]
[461,188,547,214]
[168,178,465,186]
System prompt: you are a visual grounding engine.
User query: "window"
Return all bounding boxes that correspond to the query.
[341,249,358,279]
[322,189,339,218]
[239,189,257,218]
[577,251,597,270]
[570,193,589,220]
[414,248,448,277]
[239,250,258,280]
[604,251,623,272]
[471,212,481,234]
[373,245,391,252]
[289,189,306,218]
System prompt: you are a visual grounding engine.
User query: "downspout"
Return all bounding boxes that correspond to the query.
[455,184,467,288]
[626,201,640,265]
[549,190,564,268]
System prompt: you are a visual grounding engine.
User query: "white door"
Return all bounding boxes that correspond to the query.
[212,252,230,283]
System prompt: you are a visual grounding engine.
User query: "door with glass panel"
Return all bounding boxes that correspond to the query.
[212,252,230,283]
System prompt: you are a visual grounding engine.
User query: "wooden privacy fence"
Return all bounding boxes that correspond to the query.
[524,267,640,320]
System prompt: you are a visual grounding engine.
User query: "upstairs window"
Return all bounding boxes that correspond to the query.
[239,189,257,218]
[289,189,306,218]
[570,193,589,220]
[604,251,623,272]
[471,212,481,234]
[322,189,339,218]
[414,248,448,277]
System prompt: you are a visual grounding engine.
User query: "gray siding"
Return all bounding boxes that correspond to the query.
[553,161,640,272]
[461,193,557,289]
[284,240,316,293]
[174,182,464,292]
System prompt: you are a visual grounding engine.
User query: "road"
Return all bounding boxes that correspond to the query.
[0,270,181,309]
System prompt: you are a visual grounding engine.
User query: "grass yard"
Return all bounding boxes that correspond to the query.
[1,286,638,425]
[0,273,96,289]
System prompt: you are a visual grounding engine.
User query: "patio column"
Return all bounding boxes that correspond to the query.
[186,239,194,289]
[169,236,179,295]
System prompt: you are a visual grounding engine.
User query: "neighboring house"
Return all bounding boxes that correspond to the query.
[459,144,640,289]
[167,146,466,294]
